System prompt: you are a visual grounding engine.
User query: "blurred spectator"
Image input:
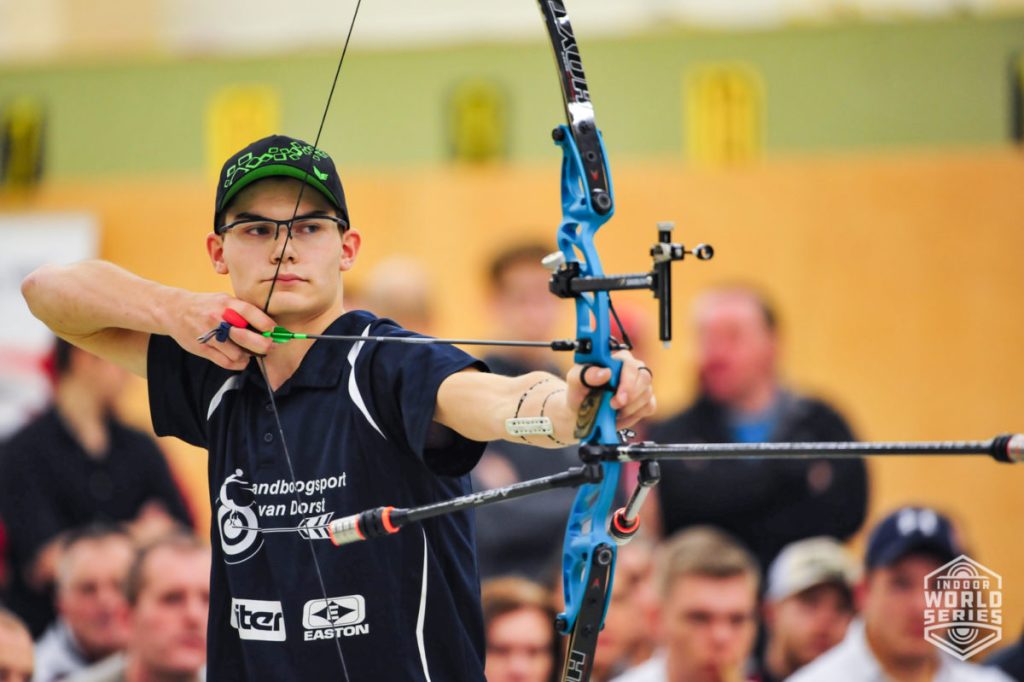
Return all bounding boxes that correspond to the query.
[482,576,558,682]
[69,533,210,682]
[594,535,659,681]
[612,526,761,682]
[0,607,34,682]
[481,242,563,377]
[34,525,134,682]
[473,243,579,580]
[760,537,857,682]
[0,339,192,635]
[788,506,1011,682]
[647,285,867,569]
[359,256,435,333]
[986,629,1024,681]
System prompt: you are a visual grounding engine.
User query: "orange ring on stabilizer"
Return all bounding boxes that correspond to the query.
[612,509,640,535]
[381,507,399,534]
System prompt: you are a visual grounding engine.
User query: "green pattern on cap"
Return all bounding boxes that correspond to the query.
[219,163,341,212]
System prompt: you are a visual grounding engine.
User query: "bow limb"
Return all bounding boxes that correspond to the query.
[537,3,624,680]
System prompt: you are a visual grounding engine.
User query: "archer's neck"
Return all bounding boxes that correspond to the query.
[260,300,346,391]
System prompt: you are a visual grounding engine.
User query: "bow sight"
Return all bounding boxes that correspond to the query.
[544,222,715,351]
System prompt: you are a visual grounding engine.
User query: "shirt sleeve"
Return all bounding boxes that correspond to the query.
[359,320,489,476]
[147,334,235,449]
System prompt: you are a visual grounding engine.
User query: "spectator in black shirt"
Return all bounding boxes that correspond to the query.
[0,339,192,635]
[647,285,867,570]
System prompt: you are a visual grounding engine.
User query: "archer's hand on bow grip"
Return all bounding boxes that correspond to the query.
[565,351,656,435]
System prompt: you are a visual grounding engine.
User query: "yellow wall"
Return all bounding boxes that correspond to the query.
[4,148,1022,635]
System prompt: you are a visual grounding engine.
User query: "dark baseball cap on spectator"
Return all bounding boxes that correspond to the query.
[214,134,348,229]
[865,506,962,570]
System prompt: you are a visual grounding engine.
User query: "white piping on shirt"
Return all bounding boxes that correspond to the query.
[347,324,385,439]
[416,528,432,682]
[207,375,242,420]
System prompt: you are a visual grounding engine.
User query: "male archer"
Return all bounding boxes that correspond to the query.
[21,135,656,681]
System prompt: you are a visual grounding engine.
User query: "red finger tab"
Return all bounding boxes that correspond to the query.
[222,309,249,328]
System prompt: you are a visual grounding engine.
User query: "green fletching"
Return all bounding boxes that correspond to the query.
[264,327,307,343]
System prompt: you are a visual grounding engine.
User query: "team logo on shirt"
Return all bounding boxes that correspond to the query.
[217,469,265,564]
[231,598,286,642]
[303,595,370,641]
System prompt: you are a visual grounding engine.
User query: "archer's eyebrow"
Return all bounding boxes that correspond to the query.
[232,210,333,221]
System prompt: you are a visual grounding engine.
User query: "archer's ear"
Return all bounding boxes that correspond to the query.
[340,228,361,272]
[207,232,229,275]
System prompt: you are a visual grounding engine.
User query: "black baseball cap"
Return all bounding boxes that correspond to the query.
[865,506,962,570]
[214,134,348,229]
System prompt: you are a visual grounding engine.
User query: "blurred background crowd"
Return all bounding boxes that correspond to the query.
[1,0,1023,680]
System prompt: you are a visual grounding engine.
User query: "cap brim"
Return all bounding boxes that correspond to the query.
[218,164,341,214]
[870,539,956,569]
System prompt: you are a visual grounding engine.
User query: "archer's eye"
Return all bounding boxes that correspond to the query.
[293,219,327,236]
[243,222,276,238]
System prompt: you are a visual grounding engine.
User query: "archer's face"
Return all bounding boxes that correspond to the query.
[208,177,360,324]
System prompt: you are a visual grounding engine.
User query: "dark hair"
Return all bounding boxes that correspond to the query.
[487,243,552,290]
[123,532,207,605]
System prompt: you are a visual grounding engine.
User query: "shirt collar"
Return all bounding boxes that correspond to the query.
[240,310,379,394]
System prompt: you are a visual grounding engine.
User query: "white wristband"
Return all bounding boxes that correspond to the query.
[505,416,555,437]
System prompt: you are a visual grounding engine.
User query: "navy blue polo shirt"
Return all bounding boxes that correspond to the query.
[147,310,488,681]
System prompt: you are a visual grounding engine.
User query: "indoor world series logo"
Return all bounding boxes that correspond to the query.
[923,555,1002,660]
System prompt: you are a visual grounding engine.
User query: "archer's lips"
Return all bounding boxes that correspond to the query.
[266,275,306,283]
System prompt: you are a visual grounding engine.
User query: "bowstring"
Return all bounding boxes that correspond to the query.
[257,2,364,681]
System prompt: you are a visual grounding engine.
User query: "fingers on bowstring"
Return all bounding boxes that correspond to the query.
[201,341,251,371]
[221,302,275,355]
